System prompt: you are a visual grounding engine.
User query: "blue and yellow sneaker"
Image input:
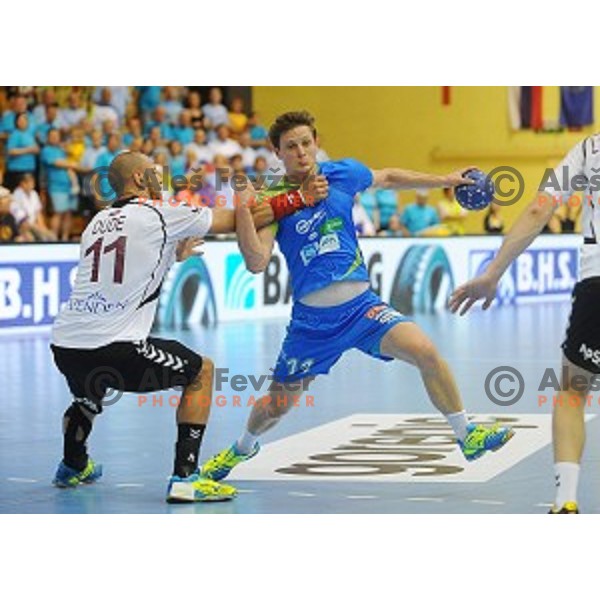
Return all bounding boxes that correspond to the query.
[166,471,237,503]
[459,423,514,461]
[201,442,260,481]
[53,459,103,488]
[548,502,579,514]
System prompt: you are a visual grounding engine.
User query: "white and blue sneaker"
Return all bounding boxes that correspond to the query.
[53,459,103,488]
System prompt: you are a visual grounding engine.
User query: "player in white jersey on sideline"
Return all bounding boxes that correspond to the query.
[50,150,326,503]
[450,135,600,513]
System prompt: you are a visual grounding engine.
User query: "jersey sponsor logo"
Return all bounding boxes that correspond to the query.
[295,209,326,235]
[225,254,256,309]
[579,343,600,367]
[318,232,340,254]
[0,261,77,327]
[300,243,319,267]
[231,414,565,483]
[67,291,126,314]
[299,232,342,267]
[319,217,343,236]
[364,304,402,324]
[470,247,577,303]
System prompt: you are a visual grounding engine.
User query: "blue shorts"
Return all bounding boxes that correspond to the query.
[51,191,78,213]
[272,289,410,382]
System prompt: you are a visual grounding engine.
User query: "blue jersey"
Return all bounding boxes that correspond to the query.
[7,130,37,172]
[273,159,373,302]
[41,145,71,193]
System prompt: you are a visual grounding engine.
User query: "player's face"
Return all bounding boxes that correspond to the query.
[277,126,318,180]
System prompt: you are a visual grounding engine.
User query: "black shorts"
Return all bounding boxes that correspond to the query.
[51,337,203,412]
[562,277,600,374]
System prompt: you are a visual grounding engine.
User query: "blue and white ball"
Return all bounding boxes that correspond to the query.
[455,169,495,211]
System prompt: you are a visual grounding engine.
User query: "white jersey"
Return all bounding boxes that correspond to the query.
[542,134,600,281]
[51,197,212,348]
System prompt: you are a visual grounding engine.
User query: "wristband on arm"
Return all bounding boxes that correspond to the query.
[268,189,314,221]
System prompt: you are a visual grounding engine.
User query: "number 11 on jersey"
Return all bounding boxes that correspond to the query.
[84,236,128,284]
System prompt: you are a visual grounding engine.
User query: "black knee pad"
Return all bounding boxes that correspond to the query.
[64,403,93,443]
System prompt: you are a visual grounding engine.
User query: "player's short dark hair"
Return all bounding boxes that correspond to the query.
[268,111,317,149]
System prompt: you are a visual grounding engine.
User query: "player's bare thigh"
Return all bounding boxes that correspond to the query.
[379,321,441,370]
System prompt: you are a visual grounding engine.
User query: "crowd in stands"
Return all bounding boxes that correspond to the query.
[352,187,582,237]
[0,86,289,243]
[0,86,583,243]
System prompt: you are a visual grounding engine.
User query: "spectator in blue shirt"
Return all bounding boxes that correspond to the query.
[400,189,441,236]
[35,103,60,145]
[203,87,229,137]
[5,113,39,190]
[32,88,57,126]
[136,86,162,121]
[40,128,78,240]
[122,116,143,147]
[144,106,173,140]
[358,189,378,229]
[355,188,399,232]
[79,129,107,217]
[169,140,186,181]
[81,130,106,172]
[1,95,35,138]
[173,110,195,146]
[376,188,400,230]
[248,111,268,149]
[94,133,122,203]
[161,86,183,125]
[248,155,269,188]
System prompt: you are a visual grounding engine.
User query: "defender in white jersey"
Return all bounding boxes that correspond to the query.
[50,151,294,503]
[450,135,600,514]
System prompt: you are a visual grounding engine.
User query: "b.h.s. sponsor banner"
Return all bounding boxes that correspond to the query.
[469,245,578,305]
[231,413,564,483]
[0,245,78,331]
[0,235,581,333]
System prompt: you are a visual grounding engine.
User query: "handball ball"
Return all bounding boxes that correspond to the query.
[455,169,494,211]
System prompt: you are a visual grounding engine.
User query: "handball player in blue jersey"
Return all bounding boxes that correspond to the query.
[201,111,514,481]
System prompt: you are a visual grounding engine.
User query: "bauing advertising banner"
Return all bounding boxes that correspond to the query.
[0,235,580,335]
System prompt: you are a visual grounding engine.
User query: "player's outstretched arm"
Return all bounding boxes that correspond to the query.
[209,208,236,234]
[371,167,475,190]
[208,205,275,234]
[449,192,556,315]
[209,174,330,234]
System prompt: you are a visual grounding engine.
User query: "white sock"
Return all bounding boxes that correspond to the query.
[446,411,469,442]
[236,430,259,454]
[554,462,580,507]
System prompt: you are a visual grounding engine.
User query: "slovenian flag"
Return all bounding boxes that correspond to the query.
[508,86,543,130]
[560,86,593,128]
